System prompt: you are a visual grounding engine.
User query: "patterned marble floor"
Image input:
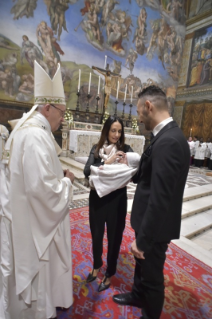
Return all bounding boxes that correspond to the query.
[70,169,212,209]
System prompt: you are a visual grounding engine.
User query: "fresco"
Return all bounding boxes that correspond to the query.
[188,24,212,88]
[188,0,212,19]
[0,0,186,117]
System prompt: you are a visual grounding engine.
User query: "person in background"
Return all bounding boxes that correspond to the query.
[194,137,206,167]
[84,116,133,292]
[205,138,211,168]
[187,136,194,166]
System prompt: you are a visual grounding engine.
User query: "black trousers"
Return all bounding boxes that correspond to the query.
[89,187,127,277]
[194,159,204,167]
[132,237,168,319]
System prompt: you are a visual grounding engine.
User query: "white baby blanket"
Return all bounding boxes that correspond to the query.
[89,152,141,197]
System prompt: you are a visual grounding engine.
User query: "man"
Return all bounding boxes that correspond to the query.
[194,137,206,168]
[113,86,190,319]
[0,61,74,319]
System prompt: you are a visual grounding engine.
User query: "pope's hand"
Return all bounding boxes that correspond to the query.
[131,240,145,259]
[64,169,75,183]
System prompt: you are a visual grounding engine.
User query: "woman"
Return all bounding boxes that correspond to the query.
[84,116,133,292]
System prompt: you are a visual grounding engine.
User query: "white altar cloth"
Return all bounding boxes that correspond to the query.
[69,130,145,156]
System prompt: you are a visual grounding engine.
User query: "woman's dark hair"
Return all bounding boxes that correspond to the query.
[94,116,125,158]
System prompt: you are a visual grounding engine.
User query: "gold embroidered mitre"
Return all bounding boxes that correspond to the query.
[34,60,66,105]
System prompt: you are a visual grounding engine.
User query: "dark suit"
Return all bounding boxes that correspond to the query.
[131,121,190,319]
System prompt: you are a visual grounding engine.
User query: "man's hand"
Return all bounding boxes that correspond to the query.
[64,169,75,183]
[131,239,145,259]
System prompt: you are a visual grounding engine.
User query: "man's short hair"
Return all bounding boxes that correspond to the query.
[138,85,168,111]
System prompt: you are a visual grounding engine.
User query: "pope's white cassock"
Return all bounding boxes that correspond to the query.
[0,62,73,319]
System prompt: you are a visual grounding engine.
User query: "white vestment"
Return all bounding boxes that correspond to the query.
[89,152,141,197]
[188,140,195,156]
[0,112,73,319]
[194,142,206,160]
[0,125,9,162]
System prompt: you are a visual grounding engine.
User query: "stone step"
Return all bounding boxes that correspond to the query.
[180,209,212,238]
[60,162,85,180]
[182,195,212,218]
[191,227,212,252]
[183,184,212,201]
[172,236,212,268]
[59,156,85,170]
[60,157,85,181]
[127,190,212,216]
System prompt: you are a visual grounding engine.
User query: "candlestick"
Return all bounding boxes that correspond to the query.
[124,84,127,102]
[75,90,81,121]
[104,55,107,69]
[85,93,91,123]
[86,93,91,113]
[131,86,133,103]
[88,72,91,94]
[76,91,80,111]
[78,69,81,92]
[95,95,100,113]
[116,80,119,100]
[122,101,126,119]
[114,100,118,117]
[128,103,133,120]
[97,76,100,95]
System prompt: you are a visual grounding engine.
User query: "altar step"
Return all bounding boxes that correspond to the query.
[127,184,212,255]
[59,156,85,182]
[172,236,212,268]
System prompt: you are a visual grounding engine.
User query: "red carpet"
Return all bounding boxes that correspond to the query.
[57,207,212,319]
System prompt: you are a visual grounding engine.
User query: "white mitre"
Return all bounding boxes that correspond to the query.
[34,60,65,105]
[3,61,65,163]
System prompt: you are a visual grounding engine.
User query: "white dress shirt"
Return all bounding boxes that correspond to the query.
[152,117,173,137]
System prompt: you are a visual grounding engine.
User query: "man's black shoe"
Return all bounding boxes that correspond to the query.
[113,292,143,308]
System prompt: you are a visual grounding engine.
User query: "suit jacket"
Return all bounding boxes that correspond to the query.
[131,121,190,253]
[84,144,133,178]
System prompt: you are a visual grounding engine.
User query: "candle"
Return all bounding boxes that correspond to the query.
[190,128,192,136]
[124,84,127,102]
[116,80,119,100]
[104,55,107,69]
[131,86,133,103]
[97,76,100,95]
[78,69,81,92]
[88,72,91,94]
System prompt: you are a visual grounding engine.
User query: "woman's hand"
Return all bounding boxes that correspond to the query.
[105,151,125,164]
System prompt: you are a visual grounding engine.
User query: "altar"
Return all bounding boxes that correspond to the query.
[68,129,145,158]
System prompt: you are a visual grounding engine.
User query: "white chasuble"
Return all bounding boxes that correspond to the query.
[0,112,73,319]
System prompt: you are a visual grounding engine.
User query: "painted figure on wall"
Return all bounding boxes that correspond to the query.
[11,0,38,20]
[189,25,212,87]
[21,35,49,72]
[45,0,70,41]
[0,0,186,119]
